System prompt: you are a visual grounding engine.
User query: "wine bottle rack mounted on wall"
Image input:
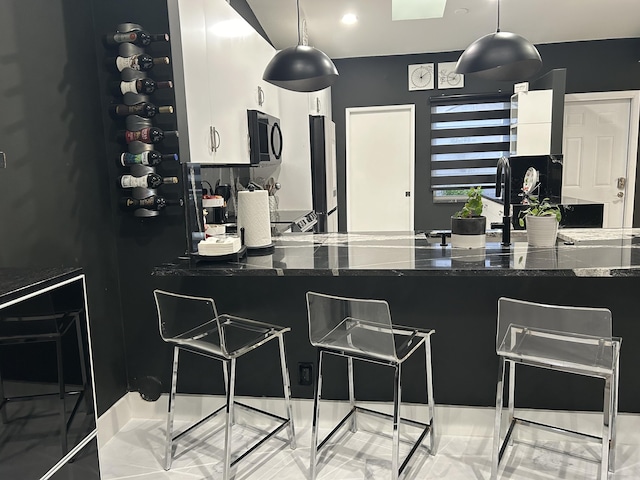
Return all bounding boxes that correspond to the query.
[105,22,180,218]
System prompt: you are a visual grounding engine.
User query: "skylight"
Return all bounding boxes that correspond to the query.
[392,0,447,21]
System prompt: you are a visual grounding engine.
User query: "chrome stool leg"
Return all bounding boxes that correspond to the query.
[223,358,236,480]
[222,361,235,426]
[310,349,324,480]
[0,362,7,424]
[164,346,180,470]
[56,335,68,455]
[609,356,620,472]
[507,360,516,446]
[391,364,402,480]
[491,357,506,480]
[74,312,92,414]
[424,335,436,455]
[600,375,613,480]
[277,334,296,449]
[347,357,357,433]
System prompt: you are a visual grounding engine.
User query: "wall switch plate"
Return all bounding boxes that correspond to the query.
[298,362,313,386]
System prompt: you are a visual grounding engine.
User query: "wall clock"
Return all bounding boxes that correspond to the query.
[437,62,464,89]
[408,63,434,91]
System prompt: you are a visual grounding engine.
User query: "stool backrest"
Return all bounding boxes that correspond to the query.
[153,290,224,352]
[497,297,612,351]
[306,292,397,361]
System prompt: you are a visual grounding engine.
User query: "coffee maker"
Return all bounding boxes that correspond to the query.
[212,183,232,223]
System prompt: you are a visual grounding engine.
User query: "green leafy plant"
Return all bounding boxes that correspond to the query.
[453,186,484,218]
[518,197,562,227]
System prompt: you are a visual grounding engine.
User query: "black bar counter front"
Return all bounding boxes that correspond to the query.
[149,230,640,415]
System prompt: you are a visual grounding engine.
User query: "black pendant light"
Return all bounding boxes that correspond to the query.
[455,0,542,82]
[263,0,338,92]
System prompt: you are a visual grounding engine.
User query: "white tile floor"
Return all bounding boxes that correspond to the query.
[99,411,640,480]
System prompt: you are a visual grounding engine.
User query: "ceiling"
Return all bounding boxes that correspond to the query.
[245,0,640,59]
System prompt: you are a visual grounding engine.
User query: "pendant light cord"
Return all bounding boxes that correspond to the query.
[496,0,501,32]
[296,0,301,45]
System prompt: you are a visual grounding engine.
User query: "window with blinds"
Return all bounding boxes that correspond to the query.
[430,94,511,200]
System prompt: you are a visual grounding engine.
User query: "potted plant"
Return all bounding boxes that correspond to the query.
[518,197,562,247]
[451,186,486,249]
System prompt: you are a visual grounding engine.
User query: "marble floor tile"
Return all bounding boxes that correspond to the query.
[100,417,640,480]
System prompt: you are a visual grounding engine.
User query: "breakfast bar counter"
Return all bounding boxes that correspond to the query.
[154,229,640,277]
[147,230,640,414]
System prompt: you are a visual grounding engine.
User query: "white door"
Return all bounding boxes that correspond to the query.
[346,105,415,231]
[563,92,640,228]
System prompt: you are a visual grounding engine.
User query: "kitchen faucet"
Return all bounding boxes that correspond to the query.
[493,156,511,246]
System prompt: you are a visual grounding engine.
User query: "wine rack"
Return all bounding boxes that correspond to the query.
[105,22,182,217]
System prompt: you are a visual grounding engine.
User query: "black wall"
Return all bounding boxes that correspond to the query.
[0,0,126,415]
[331,38,640,232]
[88,0,187,399]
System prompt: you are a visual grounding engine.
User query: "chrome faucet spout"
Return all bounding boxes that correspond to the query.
[495,156,511,246]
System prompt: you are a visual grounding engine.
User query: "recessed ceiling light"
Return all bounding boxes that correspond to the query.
[341,13,358,25]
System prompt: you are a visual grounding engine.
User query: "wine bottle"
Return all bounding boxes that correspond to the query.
[110,102,174,118]
[104,30,169,47]
[112,78,173,95]
[120,195,183,211]
[119,173,179,189]
[120,151,178,166]
[117,127,178,144]
[107,54,170,72]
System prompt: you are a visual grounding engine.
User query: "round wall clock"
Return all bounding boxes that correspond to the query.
[408,63,434,91]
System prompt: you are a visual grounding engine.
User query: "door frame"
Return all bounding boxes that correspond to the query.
[345,104,416,231]
[564,90,640,227]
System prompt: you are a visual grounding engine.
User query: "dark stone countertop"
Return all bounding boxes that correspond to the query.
[153,229,640,278]
[0,267,83,306]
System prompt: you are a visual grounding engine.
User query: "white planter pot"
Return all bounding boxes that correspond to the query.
[450,216,486,249]
[525,215,559,247]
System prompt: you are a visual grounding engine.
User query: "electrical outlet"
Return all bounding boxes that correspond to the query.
[298,362,313,386]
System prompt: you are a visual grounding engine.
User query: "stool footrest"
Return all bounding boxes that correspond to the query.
[171,400,293,466]
[498,416,608,469]
[316,405,433,476]
[231,419,291,467]
[514,416,603,442]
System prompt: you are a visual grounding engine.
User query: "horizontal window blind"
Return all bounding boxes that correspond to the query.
[430,94,511,197]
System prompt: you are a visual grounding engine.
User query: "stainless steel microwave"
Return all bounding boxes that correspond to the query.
[247,109,282,165]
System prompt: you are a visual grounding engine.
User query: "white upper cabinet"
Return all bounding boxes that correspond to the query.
[170,0,279,165]
[510,90,553,156]
[172,0,213,164]
[308,87,332,117]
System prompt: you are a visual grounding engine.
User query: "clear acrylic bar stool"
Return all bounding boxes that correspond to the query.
[305,292,437,480]
[153,290,296,480]
[491,297,621,480]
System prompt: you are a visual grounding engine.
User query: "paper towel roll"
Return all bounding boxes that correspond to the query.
[237,190,272,248]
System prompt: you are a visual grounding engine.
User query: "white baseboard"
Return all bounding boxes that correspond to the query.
[98,392,640,447]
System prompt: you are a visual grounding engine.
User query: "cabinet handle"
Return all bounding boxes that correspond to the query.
[210,126,221,153]
[258,86,265,107]
[0,151,5,169]
[316,97,321,114]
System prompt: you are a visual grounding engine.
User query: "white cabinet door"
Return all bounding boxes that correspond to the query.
[309,87,332,117]
[257,80,281,118]
[204,0,252,164]
[176,0,214,163]
[510,90,553,156]
[173,0,279,165]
